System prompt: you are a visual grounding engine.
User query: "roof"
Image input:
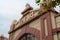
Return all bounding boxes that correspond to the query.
[0,35,8,40]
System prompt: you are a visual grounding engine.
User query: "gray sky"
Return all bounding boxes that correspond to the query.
[0,0,60,38]
[0,0,39,38]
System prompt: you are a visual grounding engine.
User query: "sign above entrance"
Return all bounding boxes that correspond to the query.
[16,10,39,28]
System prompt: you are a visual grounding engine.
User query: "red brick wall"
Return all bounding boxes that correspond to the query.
[9,10,60,40]
[0,36,8,40]
[40,12,53,40]
[14,25,40,40]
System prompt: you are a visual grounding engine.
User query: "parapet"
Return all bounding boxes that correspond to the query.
[21,3,33,16]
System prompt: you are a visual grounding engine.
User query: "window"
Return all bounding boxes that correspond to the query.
[19,34,38,40]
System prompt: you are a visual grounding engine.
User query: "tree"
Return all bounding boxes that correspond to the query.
[35,0,60,10]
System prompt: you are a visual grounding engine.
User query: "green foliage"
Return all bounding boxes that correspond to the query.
[56,0,60,4]
[42,3,49,10]
[35,0,60,14]
[35,0,40,3]
[35,0,40,5]
[43,0,46,2]
[38,10,42,14]
[35,0,60,9]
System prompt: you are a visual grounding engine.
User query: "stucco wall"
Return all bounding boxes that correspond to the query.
[53,32,60,40]
[29,18,41,31]
[56,16,60,28]
[51,12,56,29]
[52,13,60,40]
[58,33,60,40]
[12,29,22,40]
[29,17,41,40]
[53,33,58,40]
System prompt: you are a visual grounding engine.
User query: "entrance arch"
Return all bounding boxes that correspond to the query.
[18,33,38,40]
[14,27,40,40]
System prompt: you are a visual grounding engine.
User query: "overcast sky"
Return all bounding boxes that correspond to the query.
[0,0,39,38]
[0,0,60,38]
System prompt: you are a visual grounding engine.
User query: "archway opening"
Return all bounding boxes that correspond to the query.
[18,33,38,40]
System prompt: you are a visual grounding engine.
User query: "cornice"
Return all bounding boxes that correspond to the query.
[8,9,59,34]
[55,14,60,17]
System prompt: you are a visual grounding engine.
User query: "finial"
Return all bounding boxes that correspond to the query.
[1,34,4,37]
[25,3,31,8]
[12,20,17,24]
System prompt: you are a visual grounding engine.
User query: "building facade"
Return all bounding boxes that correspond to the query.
[9,3,60,40]
[0,35,8,40]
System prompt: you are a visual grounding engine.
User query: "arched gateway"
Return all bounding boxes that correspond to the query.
[9,3,60,40]
[18,33,37,40]
[14,27,40,40]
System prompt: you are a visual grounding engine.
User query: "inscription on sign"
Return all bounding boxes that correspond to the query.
[16,11,39,27]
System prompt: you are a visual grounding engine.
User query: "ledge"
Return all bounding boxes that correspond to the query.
[55,14,60,17]
[52,27,60,34]
[8,9,59,34]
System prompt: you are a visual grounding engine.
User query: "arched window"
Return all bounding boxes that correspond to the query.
[18,33,38,40]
